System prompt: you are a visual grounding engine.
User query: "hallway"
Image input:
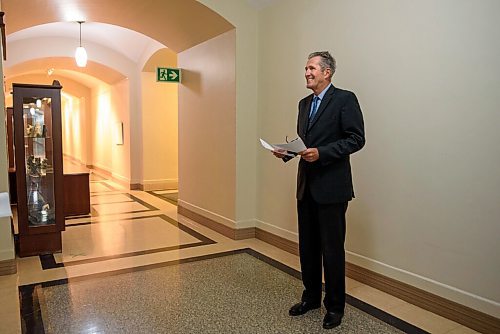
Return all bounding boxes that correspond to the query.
[0,0,498,333]
[0,170,478,333]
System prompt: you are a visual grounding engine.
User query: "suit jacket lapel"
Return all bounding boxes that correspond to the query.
[308,85,336,131]
[299,95,313,136]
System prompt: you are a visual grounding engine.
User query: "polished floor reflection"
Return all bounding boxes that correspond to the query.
[0,171,479,333]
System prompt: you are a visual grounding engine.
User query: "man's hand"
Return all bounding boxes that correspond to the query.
[299,148,319,162]
[273,148,287,159]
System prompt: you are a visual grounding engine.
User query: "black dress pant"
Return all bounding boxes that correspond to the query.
[297,188,348,313]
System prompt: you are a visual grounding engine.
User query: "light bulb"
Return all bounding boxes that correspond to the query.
[36,99,42,108]
[75,46,88,67]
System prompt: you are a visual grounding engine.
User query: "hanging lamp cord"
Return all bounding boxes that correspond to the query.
[78,21,84,47]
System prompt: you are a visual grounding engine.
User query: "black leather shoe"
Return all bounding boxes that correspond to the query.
[323,311,343,329]
[288,301,321,316]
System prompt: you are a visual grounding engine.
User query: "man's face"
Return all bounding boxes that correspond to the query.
[305,56,330,94]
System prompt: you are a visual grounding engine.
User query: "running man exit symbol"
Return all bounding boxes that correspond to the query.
[157,67,181,83]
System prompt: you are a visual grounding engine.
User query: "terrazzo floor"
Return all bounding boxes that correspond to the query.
[21,252,409,334]
[0,167,480,334]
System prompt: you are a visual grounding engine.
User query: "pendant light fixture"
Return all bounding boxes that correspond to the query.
[75,21,87,67]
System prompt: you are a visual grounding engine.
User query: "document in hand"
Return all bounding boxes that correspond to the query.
[259,137,307,157]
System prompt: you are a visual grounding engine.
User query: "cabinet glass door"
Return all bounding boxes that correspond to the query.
[22,97,55,226]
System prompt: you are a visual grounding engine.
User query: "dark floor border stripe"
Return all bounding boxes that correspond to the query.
[90,192,134,200]
[65,193,160,224]
[90,180,117,192]
[87,193,159,218]
[39,214,216,269]
[65,211,160,228]
[123,193,159,211]
[89,174,107,181]
[23,248,428,334]
[64,214,92,221]
[345,295,428,334]
[146,191,178,206]
[19,285,45,334]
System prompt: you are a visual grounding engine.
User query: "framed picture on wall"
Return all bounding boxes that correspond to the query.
[114,121,124,145]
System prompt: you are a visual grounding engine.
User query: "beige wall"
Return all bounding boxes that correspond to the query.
[178,29,236,226]
[257,0,500,316]
[199,0,259,227]
[90,79,131,184]
[110,79,131,184]
[91,84,113,172]
[141,49,178,190]
[62,93,84,163]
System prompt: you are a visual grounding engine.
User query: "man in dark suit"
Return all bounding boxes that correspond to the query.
[274,51,365,329]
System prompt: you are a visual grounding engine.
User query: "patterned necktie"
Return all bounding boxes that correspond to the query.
[309,96,319,121]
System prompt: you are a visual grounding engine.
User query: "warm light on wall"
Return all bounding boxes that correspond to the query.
[75,21,88,67]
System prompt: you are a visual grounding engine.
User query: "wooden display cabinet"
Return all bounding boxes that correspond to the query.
[6,107,17,203]
[13,82,65,257]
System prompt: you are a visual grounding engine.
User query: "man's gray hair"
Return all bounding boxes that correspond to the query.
[308,51,336,79]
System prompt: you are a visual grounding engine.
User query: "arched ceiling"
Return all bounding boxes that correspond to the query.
[2,0,235,53]
[7,22,165,65]
[5,57,126,85]
[1,0,238,89]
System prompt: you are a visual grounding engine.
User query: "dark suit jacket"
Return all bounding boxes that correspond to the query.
[295,85,365,204]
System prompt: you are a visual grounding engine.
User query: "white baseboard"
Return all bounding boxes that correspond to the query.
[0,248,15,261]
[111,171,131,186]
[255,219,298,243]
[234,219,258,229]
[62,153,87,166]
[142,179,178,191]
[178,199,236,229]
[346,251,500,318]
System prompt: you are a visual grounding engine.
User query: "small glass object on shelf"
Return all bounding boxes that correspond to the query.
[26,155,53,225]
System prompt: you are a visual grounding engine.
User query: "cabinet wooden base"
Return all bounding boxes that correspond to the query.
[64,173,90,216]
[18,232,62,257]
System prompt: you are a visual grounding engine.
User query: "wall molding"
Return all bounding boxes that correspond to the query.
[88,164,134,189]
[0,258,16,276]
[255,219,298,244]
[178,204,254,240]
[178,200,236,230]
[111,171,131,188]
[62,153,86,166]
[87,164,112,177]
[346,262,500,334]
[255,227,298,256]
[178,208,500,333]
[87,164,178,191]
[141,179,178,191]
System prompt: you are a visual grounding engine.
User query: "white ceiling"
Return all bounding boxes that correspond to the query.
[7,22,165,64]
[5,0,284,60]
[5,0,282,77]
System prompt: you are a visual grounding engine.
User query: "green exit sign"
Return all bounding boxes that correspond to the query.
[157,67,181,83]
